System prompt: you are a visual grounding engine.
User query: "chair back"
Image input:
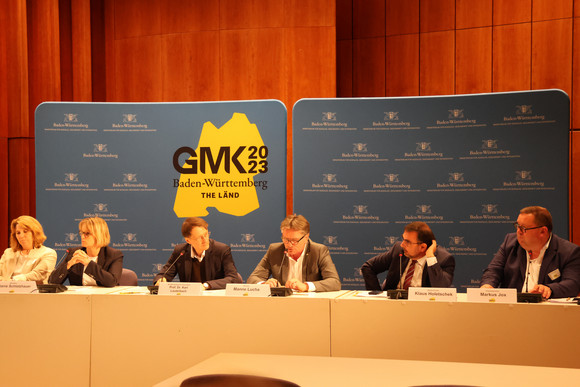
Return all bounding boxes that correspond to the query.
[119,268,138,286]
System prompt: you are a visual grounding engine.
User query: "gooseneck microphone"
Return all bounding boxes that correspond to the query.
[54,249,70,280]
[161,250,185,281]
[398,253,403,289]
[525,251,532,293]
[277,251,287,286]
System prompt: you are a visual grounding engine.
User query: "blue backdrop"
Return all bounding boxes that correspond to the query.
[292,90,569,290]
[35,100,286,284]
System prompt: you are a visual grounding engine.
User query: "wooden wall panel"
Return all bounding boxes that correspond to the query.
[573,17,580,128]
[337,0,353,40]
[58,0,73,101]
[161,32,220,102]
[532,0,573,21]
[386,33,419,96]
[576,0,580,17]
[286,0,335,27]
[71,0,93,101]
[456,0,491,29]
[337,40,353,97]
[113,0,161,39]
[353,0,385,38]
[492,23,531,92]
[456,27,491,94]
[0,137,8,248]
[353,37,386,96]
[493,0,531,25]
[27,0,61,134]
[90,0,106,101]
[3,0,30,139]
[0,3,6,138]
[219,0,285,29]
[8,139,35,220]
[531,19,572,97]
[160,0,218,33]
[572,132,580,242]
[286,27,336,101]
[420,31,455,95]
[386,0,419,36]
[420,0,455,32]
[219,29,286,100]
[112,36,163,102]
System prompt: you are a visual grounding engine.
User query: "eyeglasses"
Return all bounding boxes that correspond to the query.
[401,237,422,245]
[513,222,545,233]
[79,231,91,238]
[282,233,307,246]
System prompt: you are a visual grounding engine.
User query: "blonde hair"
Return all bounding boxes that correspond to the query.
[79,217,110,247]
[10,216,47,251]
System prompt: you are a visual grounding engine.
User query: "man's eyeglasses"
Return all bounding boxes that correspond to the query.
[282,233,307,246]
[401,237,422,245]
[513,222,545,233]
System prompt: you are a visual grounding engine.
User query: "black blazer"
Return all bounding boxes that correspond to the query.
[153,240,241,289]
[361,242,455,291]
[48,246,123,287]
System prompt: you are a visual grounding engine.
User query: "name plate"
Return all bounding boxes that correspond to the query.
[0,281,37,294]
[408,287,457,302]
[226,283,270,297]
[158,282,203,296]
[467,288,517,303]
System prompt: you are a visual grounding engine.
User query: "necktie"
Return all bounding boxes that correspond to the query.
[403,260,416,290]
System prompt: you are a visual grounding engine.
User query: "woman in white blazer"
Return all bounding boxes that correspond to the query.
[0,215,57,284]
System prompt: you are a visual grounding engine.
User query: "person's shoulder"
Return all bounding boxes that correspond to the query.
[551,234,580,252]
[435,245,452,257]
[35,245,57,255]
[308,240,326,249]
[103,245,123,257]
[1,247,14,257]
[210,239,229,250]
[268,241,284,250]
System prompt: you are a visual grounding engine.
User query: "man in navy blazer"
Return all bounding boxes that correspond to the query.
[361,222,455,291]
[481,206,580,299]
[154,217,241,290]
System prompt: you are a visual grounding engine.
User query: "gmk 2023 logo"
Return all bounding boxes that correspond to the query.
[173,113,268,217]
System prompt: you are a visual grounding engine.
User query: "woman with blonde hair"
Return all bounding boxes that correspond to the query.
[0,215,57,283]
[49,217,123,287]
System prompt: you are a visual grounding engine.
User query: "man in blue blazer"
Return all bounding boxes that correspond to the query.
[481,206,580,299]
[361,222,455,291]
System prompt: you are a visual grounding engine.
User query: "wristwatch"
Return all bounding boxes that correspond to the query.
[203,282,210,290]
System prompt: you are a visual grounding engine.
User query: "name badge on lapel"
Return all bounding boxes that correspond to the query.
[548,269,561,281]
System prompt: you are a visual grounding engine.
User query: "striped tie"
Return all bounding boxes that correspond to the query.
[403,260,416,290]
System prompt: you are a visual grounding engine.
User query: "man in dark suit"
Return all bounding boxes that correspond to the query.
[481,206,580,299]
[154,217,241,290]
[247,214,341,292]
[361,222,455,291]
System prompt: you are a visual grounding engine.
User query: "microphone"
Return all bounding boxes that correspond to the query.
[525,251,532,293]
[277,251,287,286]
[398,253,403,289]
[54,249,70,280]
[269,251,292,296]
[387,252,408,300]
[160,249,186,282]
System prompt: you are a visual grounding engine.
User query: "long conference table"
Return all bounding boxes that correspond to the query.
[2,287,579,387]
